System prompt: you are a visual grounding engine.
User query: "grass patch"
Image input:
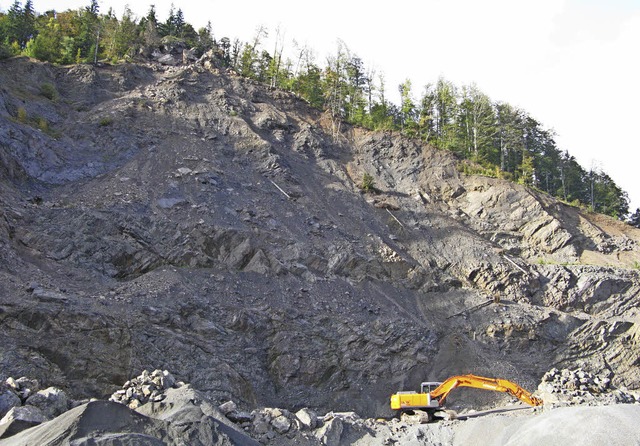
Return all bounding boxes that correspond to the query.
[17,107,28,123]
[39,83,58,101]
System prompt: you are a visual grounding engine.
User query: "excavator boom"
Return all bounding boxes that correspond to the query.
[430,374,543,406]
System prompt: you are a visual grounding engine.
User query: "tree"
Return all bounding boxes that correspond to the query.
[103,5,138,61]
[70,0,101,63]
[398,79,416,134]
[629,209,640,228]
[344,54,368,125]
[218,36,231,65]
[433,77,458,150]
[458,84,496,162]
[159,4,176,37]
[23,16,62,62]
[291,47,324,108]
[519,149,535,187]
[195,21,214,55]
[4,0,23,48]
[367,73,395,130]
[140,5,161,56]
[495,102,525,174]
[324,40,349,139]
[174,8,185,37]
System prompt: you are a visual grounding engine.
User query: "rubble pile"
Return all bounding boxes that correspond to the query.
[108,369,181,409]
[538,368,639,406]
[219,398,386,445]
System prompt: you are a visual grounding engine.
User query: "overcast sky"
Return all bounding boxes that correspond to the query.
[4,0,640,211]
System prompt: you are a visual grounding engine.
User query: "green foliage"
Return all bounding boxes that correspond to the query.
[360,173,376,192]
[0,41,14,59]
[39,82,57,101]
[99,116,113,126]
[16,106,27,123]
[13,106,57,137]
[36,115,48,132]
[458,161,499,178]
[23,17,62,62]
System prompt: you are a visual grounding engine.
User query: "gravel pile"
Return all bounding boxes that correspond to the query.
[538,367,638,406]
[108,369,181,409]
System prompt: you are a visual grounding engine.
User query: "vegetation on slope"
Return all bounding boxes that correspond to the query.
[0,0,634,221]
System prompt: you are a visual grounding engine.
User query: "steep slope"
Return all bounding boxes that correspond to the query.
[0,56,639,422]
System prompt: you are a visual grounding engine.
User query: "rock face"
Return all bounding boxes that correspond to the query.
[0,55,639,437]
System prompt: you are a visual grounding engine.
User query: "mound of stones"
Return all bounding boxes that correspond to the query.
[537,367,639,406]
[219,400,374,446]
[108,369,180,409]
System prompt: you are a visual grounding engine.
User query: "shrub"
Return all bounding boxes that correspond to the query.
[360,173,376,192]
[37,116,49,132]
[99,116,114,126]
[17,107,28,123]
[40,83,58,101]
[0,43,13,60]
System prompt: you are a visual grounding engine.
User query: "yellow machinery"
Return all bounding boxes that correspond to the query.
[390,374,543,412]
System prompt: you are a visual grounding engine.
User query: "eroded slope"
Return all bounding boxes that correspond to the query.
[0,57,639,418]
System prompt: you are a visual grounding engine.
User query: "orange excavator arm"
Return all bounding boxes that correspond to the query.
[429,374,543,407]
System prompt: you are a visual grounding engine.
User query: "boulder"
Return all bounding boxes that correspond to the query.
[315,417,343,446]
[0,405,47,439]
[0,389,21,419]
[271,414,291,434]
[295,408,318,430]
[25,387,68,419]
[218,400,237,415]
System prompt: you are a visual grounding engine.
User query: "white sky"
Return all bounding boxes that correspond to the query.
[3,0,640,212]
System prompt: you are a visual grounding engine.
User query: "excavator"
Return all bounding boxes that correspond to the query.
[390,374,542,421]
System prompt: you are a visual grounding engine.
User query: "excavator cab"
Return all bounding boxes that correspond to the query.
[420,382,442,395]
[390,382,442,411]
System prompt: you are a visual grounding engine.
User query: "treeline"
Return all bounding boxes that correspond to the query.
[0,0,634,221]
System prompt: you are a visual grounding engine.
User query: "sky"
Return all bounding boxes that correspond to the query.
[3,0,640,212]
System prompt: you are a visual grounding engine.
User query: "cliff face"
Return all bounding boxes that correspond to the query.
[1,56,639,417]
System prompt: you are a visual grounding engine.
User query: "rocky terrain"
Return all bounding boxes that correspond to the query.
[1,368,639,445]
[1,53,640,444]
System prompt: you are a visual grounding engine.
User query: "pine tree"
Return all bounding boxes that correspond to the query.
[140,5,160,56]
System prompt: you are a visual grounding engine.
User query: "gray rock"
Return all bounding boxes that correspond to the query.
[25,387,68,419]
[271,414,291,434]
[315,417,343,446]
[13,377,39,394]
[31,288,68,303]
[227,410,253,423]
[157,54,180,66]
[160,370,176,389]
[2,400,260,446]
[0,389,21,419]
[157,197,185,209]
[295,408,318,430]
[218,400,237,415]
[0,405,47,439]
